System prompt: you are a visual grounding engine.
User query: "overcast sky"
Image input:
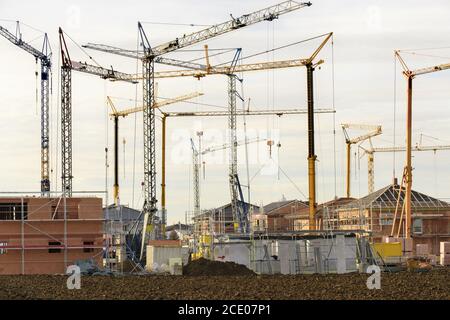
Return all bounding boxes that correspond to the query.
[1,0,450,224]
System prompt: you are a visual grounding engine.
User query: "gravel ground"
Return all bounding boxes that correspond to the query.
[0,268,448,300]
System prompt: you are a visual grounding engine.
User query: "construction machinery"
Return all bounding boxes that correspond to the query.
[83,1,313,258]
[0,22,52,196]
[190,136,264,220]
[58,28,138,197]
[394,50,450,238]
[341,124,382,197]
[106,92,203,206]
[156,107,334,238]
[359,142,450,195]
[139,33,335,232]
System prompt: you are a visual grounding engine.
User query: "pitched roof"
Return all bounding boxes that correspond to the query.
[343,184,450,210]
[284,197,355,219]
[263,200,301,214]
[195,200,260,219]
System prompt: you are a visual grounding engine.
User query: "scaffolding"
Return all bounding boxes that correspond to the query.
[0,191,105,275]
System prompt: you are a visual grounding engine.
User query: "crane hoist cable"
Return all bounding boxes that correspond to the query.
[393,53,397,181]
[331,33,337,199]
[61,29,102,68]
[131,28,140,209]
[214,33,331,67]
[140,21,213,27]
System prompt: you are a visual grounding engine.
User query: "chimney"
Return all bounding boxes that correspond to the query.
[393,177,398,186]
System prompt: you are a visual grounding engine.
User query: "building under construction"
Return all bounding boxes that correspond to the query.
[0,0,450,277]
[0,197,103,274]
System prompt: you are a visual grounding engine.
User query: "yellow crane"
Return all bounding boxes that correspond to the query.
[84,1,313,257]
[359,142,450,196]
[341,124,382,198]
[106,92,203,207]
[395,50,450,238]
[129,32,333,231]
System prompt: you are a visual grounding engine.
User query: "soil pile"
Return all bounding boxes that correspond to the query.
[0,267,448,299]
[183,258,255,276]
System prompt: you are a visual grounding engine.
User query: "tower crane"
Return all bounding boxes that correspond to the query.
[107,92,203,207]
[58,28,140,197]
[341,124,382,197]
[190,136,264,228]
[0,22,52,196]
[83,1,313,258]
[159,107,334,230]
[359,143,450,195]
[394,50,450,238]
[130,32,334,231]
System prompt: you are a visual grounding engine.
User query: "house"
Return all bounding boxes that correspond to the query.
[284,197,355,231]
[332,184,450,255]
[0,197,103,275]
[264,200,308,233]
[165,222,192,240]
[193,201,259,235]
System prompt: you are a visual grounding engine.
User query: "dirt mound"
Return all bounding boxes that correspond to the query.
[183,258,255,276]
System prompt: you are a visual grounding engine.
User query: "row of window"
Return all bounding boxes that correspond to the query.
[0,241,95,255]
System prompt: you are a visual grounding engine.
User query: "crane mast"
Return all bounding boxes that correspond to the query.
[341,123,382,197]
[58,28,137,197]
[359,143,450,194]
[395,50,450,238]
[83,1,312,258]
[107,92,203,207]
[0,23,52,196]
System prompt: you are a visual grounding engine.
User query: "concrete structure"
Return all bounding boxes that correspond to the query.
[145,240,189,272]
[211,234,359,274]
[0,197,103,274]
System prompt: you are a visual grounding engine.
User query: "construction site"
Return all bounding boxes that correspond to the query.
[0,0,450,301]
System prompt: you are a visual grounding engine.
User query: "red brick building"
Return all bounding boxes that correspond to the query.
[0,197,104,274]
[264,200,308,233]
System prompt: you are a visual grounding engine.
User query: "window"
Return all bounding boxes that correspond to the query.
[83,241,94,253]
[413,218,423,234]
[0,203,27,220]
[48,241,61,253]
[0,242,7,255]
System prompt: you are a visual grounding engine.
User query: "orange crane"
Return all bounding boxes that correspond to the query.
[341,124,382,197]
[395,50,450,238]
